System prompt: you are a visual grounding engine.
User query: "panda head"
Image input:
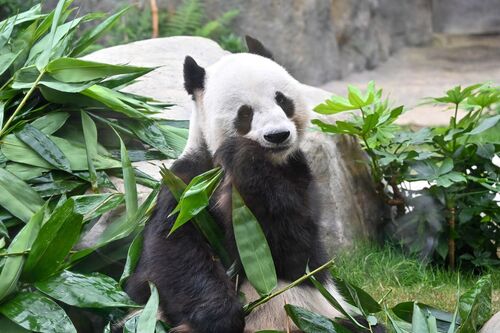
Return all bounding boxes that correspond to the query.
[183,36,308,164]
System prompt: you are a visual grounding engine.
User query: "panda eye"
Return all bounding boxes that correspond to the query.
[275,91,294,117]
[234,105,253,135]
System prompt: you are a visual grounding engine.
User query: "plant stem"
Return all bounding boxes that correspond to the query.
[0,250,30,257]
[244,259,335,315]
[150,0,159,38]
[451,103,459,152]
[0,77,13,92]
[448,205,456,270]
[0,70,45,138]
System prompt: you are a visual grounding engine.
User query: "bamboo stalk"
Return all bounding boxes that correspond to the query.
[150,0,159,38]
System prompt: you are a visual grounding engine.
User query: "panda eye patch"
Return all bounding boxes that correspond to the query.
[275,91,294,117]
[234,105,254,135]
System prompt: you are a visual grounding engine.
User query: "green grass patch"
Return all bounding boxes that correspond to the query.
[332,242,500,313]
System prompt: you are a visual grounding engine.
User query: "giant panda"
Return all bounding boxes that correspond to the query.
[126,37,384,333]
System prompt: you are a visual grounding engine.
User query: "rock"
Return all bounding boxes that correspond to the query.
[433,0,500,34]
[480,311,500,333]
[85,36,387,250]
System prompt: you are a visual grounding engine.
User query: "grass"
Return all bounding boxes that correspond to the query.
[332,242,500,313]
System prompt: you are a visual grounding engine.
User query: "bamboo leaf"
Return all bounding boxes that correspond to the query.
[117,133,138,219]
[120,232,143,285]
[0,291,76,333]
[284,305,336,333]
[0,167,44,222]
[16,124,72,172]
[81,111,98,190]
[73,193,125,221]
[457,275,492,333]
[136,282,159,333]
[21,199,83,282]
[0,206,44,301]
[30,112,69,135]
[232,186,277,296]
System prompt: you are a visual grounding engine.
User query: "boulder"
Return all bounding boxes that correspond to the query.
[85,36,387,250]
[480,311,500,333]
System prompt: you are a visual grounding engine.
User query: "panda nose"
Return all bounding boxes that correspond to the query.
[264,131,290,144]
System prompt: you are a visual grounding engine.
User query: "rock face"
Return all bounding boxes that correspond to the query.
[480,311,500,333]
[85,36,387,251]
[433,0,500,34]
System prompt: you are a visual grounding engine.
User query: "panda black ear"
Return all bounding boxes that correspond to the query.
[245,35,274,60]
[183,56,206,95]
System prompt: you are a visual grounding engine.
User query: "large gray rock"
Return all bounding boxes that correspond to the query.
[433,0,500,34]
[480,311,500,333]
[85,36,386,250]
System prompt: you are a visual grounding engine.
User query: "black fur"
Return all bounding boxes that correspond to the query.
[234,105,254,135]
[275,91,295,118]
[245,35,274,60]
[183,56,206,95]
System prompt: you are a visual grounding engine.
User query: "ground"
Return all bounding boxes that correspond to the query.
[322,35,500,126]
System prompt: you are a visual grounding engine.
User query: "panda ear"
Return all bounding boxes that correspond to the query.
[183,56,206,95]
[245,35,274,60]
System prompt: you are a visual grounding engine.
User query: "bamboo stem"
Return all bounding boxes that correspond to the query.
[244,259,334,315]
[150,0,159,38]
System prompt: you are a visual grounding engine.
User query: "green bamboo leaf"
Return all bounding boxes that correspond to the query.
[0,102,4,129]
[0,4,44,29]
[120,232,143,285]
[0,205,44,301]
[21,199,83,282]
[333,278,382,314]
[284,305,336,333]
[0,50,22,77]
[457,275,492,333]
[81,111,98,190]
[81,85,150,118]
[125,120,178,158]
[30,112,69,135]
[36,0,69,70]
[5,163,49,181]
[73,193,125,221]
[71,6,131,56]
[0,291,76,333]
[16,124,72,172]
[232,186,277,296]
[412,303,432,333]
[46,57,152,83]
[2,134,120,171]
[137,282,159,333]
[0,315,31,332]
[116,133,138,219]
[169,168,223,235]
[160,167,231,267]
[0,168,44,222]
[35,270,139,308]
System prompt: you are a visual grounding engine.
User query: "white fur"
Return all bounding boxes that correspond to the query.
[241,280,353,332]
[182,53,310,159]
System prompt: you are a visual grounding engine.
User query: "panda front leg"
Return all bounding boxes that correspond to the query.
[126,187,245,333]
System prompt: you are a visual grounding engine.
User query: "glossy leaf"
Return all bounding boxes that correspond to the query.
[120,232,143,285]
[457,275,492,333]
[0,206,44,301]
[0,315,30,333]
[232,186,277,296]
[137,282,159,333]
[0,291,76,333]
[81,111,98,190]
[46,57,152,83]
[73,193,125,221]
[169,168,223,235]
[284,305,336,333]
[30,112,69,135]
[35,270,138,308]
[334,278,382,314]
[22,199,83,282]
[16,124,72,172]
[0,167,44,222]
[392,301,458,332]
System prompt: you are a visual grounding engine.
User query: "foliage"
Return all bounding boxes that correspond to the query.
[0,1,187,331]
[313,82,500,270]
[105,0,245,53]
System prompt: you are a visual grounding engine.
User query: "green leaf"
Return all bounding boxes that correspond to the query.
[116,134,138,219]
[81,85,150,118]
[71,6,131,56]
[457,275,492,333]
[435,172,467,188]
[0,50,22,77]
[392,301,458,333]
[16,124,72,172]
[36,0,70,70]
[232,186,277,296]
[348,85,367,108]
[30,112,69,135]
[137,282,159,333]
[0,206,44,301]
[0,168,44,222]
[160,167,231,267]
[169,168,223,235]
[120,232,143,285]
[81,111,98,190]
[22,199,83,282]
[46,57,152,83]
[73,193,125,221]
[35,270,138,308]
[284,304,336,333]
[125,120,178,158]
[412,303,433,333]
[0,316,30,333]
[314,95,358,114]
[0,291,76,333]
[468,115,500,136]
[334,278,382,315]
[2,134,120,171]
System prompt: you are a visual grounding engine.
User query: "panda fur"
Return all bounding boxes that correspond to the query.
[125,37,383,333]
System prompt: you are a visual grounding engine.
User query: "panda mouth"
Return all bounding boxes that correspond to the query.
[264,144,292,153]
